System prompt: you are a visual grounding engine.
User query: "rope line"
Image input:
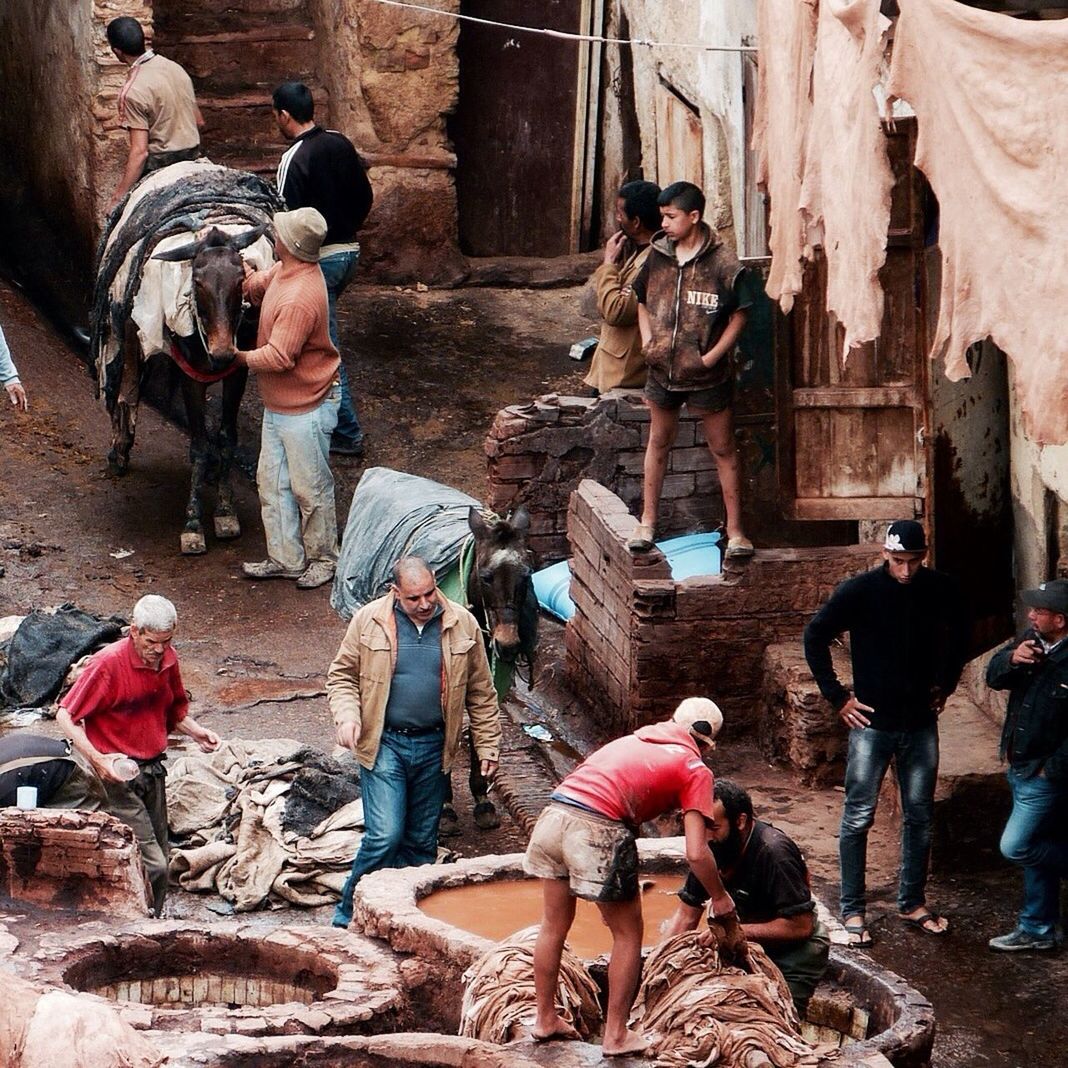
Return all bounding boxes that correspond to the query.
[366,0,757,53]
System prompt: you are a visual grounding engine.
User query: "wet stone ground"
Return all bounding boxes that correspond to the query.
[0,272,1065,1066]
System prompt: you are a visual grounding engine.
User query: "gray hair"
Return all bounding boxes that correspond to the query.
[131,595,177,632]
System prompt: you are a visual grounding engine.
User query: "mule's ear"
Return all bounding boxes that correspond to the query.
[152,237,205,263]
[510,506,531,534]
[468,506,490,538]
[229,223,269,252]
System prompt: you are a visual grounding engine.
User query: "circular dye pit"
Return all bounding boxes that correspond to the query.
[45,924,407,1037]
[418,872,687,958]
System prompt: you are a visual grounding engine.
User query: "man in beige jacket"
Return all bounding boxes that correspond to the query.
[583,180,661,395]
[328,556,501,926]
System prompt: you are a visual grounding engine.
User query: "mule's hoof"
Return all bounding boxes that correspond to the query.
[181,531,207,555]
[214,514,241,539]
[438,805,462,838]
[106,454,129,477]
[473,799,501,831]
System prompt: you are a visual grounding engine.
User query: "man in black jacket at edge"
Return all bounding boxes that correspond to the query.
[986,578,1068,952]
[803,520,968,947]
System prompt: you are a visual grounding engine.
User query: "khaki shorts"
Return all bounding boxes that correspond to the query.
[523,802,639,902]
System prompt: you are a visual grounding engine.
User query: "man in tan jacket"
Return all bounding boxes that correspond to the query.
[583,180,661,395]
[328,556,501,927]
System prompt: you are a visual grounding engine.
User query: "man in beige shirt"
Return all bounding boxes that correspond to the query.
[105,17,204,213]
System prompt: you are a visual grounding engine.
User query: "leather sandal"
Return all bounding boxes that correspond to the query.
[724,535,755,559]
[900,909,950,936]
[843,915,873,947]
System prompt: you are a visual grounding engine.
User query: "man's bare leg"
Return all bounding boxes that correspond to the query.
[598,895,649,1056]
[532,878,581,1041]
[700,406,746,540]
[638,402,681,529]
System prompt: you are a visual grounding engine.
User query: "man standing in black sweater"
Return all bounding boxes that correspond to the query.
[986,579,1068,952]
[273,81,374,457]
[804,520,969,947]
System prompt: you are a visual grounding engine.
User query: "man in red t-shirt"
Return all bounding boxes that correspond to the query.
[523,698,741,1057]
[57,595,219,914]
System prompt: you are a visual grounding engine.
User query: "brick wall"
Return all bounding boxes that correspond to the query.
[486,389,723,564]
[0,809,151,917]
[565,479,880,735]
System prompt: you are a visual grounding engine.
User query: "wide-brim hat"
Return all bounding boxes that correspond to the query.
[273,207,327,263]
[884,519,927,553]
[1022,579,1068,616]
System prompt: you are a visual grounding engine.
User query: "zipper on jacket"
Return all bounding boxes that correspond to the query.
[668,263,684,388]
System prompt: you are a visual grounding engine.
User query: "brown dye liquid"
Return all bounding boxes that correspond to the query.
[418,874,687,958]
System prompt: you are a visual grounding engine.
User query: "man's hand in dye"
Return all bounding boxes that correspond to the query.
[838,695,873,729]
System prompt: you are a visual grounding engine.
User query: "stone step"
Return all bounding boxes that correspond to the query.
[197,84,329,155]
[159,26,317,94]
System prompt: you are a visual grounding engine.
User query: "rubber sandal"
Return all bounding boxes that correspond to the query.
[626,523,656,552]
[724,535,755,559]
[900,910,950,936]
[843,916,873,947]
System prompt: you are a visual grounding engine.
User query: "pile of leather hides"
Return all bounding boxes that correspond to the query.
[459,925,602,1043]
[630,933,825,1068]
[166,738,364,912]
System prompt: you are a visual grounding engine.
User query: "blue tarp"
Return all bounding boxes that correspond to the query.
[532,531,722,622]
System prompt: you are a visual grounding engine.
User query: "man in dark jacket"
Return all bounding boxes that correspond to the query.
[273,81,373,457]
[803,520,968,946]
[986,578,1068,952]
[627,181,754,560]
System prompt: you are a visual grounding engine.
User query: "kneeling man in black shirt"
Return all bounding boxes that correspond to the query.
[664,778,830,1016]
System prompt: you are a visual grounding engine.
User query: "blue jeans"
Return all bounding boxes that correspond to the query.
[320,250,363,447]
[839,725,939,917]
[333,728,448,927]
[1001,768,1068,938]
[257,387,340,571]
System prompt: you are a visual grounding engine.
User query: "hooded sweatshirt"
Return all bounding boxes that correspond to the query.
[554,721,714,828]
[632,222,750,391]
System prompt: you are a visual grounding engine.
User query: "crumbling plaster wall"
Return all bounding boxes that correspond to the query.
[1007,359,1068,595]
[0,0,139,273]
[308,0,463,281]
[599,1,755,247]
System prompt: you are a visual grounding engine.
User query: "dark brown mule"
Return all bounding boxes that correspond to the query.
[440,505,537,835]
[107,225,266,554]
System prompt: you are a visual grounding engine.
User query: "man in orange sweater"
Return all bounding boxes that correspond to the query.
[237,207,342,590]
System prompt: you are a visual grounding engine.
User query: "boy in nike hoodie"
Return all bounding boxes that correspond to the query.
[628,181,753,560]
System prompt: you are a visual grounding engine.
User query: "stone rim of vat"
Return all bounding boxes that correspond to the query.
[353,841,935,1068]
[26,920,407,1038]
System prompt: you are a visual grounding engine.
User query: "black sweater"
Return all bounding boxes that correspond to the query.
[803,564,969,731]
[277,126,373,246]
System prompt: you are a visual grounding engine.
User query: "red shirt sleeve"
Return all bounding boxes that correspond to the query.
[61,654,112,726]
[678,759,715,822]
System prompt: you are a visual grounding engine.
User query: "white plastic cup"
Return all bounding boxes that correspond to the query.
[16,786,38,809]
[109,756,141,782]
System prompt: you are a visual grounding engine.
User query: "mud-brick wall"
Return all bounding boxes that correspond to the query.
[486,390,723,564]
[566,479,878,734]
[0,0,144,315]
[0,809,151,917]
[309,0,462,282]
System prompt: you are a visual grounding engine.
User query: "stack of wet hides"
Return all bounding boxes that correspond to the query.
[459,925,602,1043]
[631,932,824,1067]
[166,738,363,912]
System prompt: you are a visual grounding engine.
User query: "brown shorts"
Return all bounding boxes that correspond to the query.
[644,376,732,414]
[523,802,639,902]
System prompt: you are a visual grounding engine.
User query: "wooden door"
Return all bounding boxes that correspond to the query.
[450,0,584,257]
[778,120,929,521]
[655,81,703,189]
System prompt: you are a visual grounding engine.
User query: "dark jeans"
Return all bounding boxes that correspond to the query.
[333,728,448,927]
[320,250,363,447]
[839,725,939,917]
[1001,767,1068,938]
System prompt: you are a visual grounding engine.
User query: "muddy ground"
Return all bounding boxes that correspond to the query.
[0,273,1064,1066]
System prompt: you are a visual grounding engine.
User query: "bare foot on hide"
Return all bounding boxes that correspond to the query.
[531,1014,581,1042]
[602,1027,650,1057]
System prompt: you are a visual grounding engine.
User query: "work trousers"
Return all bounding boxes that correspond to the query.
[320,250,363,448]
